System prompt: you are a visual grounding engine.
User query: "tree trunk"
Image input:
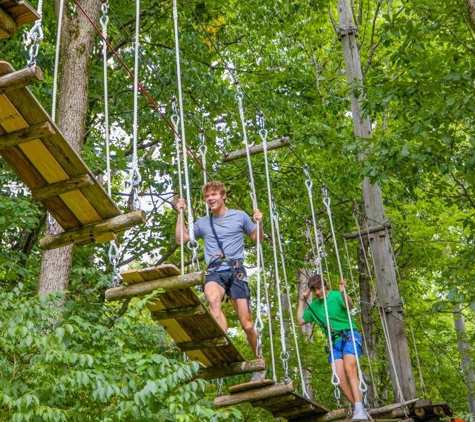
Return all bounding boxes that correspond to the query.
[466,0,475,31]
[38,0,102,294]
[454,305,475,413]
[336,0,417,401]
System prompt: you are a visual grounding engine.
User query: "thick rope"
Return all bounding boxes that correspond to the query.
[128,0,142,211]
[303,167,340,398]
[322,187,368,396]
[173,0,199,268]
[51,0,65,123]
[235,84,263,358]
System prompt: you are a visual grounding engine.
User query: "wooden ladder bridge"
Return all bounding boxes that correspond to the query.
[0,61,145,249]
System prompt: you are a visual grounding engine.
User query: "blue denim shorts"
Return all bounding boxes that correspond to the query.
[328,330,363,363]
[205,266,250,300]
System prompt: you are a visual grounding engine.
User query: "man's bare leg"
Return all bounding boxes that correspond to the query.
[204,282,227,332]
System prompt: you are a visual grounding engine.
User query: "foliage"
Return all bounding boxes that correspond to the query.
[0,285,241,421]
[0,0,474,418]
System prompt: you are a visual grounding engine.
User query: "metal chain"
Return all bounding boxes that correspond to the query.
[27,0,44,66]
[128,0,142,211]
[108,240,121,287]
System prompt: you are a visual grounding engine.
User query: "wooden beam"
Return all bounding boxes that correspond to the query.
[342,223,390,239]
[214,381,295,408]
[151,304,206,321]
[222,137,290,162]
[275,403,316,419]
[0,7,17,38]
[31,174,95,201]
[312,408,348,422]
[196,358,266,380]
[0,121,56,150]
[177,336,229,352]
[39,210,146,250]
[0,64,43,91]
[105,270,204,301]
[369,398,419,416]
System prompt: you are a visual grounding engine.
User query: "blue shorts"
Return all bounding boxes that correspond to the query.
[205,266,250,300]
[328,331,363,363]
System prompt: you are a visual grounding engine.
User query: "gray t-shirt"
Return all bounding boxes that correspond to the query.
[194,209,256,264]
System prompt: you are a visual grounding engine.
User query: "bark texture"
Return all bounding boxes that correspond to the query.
[38,0,102,294]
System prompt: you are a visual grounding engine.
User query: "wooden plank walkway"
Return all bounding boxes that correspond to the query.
[106,264,266,378]
[214,379,329,421]
[0,0,38,38]
[0,61,145,249]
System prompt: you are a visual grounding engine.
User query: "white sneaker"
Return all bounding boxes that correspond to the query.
[352,408,370,420]
[250,370,266,382]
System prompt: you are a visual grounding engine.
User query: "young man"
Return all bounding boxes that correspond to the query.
[175,181,265,381]
[297,274,370,420]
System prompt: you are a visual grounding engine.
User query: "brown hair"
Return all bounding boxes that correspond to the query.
[307,274,326,291]
[202,181,227,197]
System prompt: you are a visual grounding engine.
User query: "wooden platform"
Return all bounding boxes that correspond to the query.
[105,264,266,378]
[0,61,146,249]
[214,379,328,421]
[0,0,39,38]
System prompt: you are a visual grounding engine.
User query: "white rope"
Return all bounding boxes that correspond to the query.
[101,3,111,196]
[171,99,185,275]
[322,187,368,396]
[260,247,277,382]
[303,167,340,395]
[410,322,426,398]
[273,209,308,395]
[127,0,142,211]
[51,0,65,123]
[173,0,198,266]
[378,305,407,407]
[234,84,263,358]
[198,128,209,215]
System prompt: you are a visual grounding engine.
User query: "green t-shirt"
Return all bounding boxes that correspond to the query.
[302,290,357,338]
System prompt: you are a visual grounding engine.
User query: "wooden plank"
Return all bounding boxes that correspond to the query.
[151,304,206,320]
[214,381,295,408]
[0,65,43,92]
[222,137,291,162]
[177,336,229,352]
[0,121,55,149]
[39,210,146,250]
[196,358,266,380]
[105,270,204,301]
[121,264,181,284]
[0,0,39,25]
[0,6,17,38]
[228,379,274,394]
[369,398,419,416]
[32,174,95,201]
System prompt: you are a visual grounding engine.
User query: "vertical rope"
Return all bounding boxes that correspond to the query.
[173,0,199,267]
[51,0,65,123]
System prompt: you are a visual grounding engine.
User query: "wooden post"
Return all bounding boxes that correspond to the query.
[0,65,44,92]
[337,0,417,400]
[454,306,475,413]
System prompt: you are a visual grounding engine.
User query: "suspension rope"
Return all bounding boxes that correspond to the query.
[322,186,368,398]
[198,124,209,215]
[128,0,142,211]
[303,166,341,401]
[260,247,277,382]
[51,0,65,122]
[409,322,426,399]
[100,1,121,287]
[234,81,264,358]
[172,0,199,269]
